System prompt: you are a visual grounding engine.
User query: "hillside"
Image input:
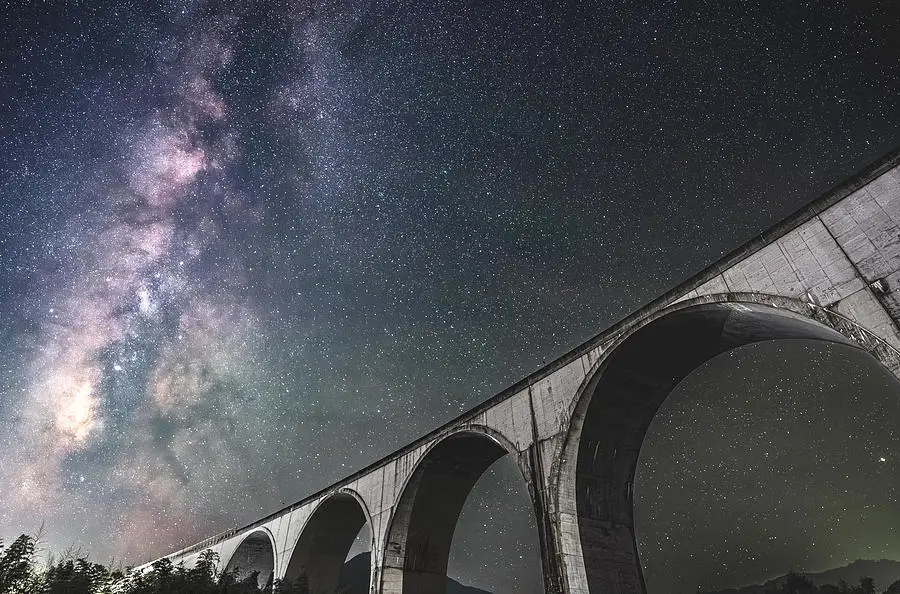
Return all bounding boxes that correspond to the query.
[708,559,900,594]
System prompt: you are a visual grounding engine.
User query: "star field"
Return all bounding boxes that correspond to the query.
[1,1,899,593]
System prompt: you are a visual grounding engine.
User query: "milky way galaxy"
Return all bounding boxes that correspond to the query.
[1,7,278,557]
[2,1,900,593]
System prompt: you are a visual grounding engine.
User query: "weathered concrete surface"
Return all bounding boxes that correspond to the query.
[139,147,900,594]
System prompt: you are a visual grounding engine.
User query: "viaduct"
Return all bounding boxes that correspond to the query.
[140,147,900,593]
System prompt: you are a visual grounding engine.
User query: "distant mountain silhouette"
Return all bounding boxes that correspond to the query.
[338,552,492,593]
[706,559,900,594]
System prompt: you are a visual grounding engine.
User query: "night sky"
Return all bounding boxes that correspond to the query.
[1,1,900,593]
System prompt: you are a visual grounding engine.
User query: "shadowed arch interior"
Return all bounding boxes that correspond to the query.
[283,492,368,593]
[574,302,866,594]
[222,530,275,589]
[382,431,510,594]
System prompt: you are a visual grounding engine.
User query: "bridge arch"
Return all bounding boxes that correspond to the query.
[552,293,900,594]
[282,488,373,592]
[380,425,535,593]
[221,527,276,590]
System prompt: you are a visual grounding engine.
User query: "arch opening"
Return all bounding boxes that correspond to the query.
[568,301,895,594]
[381,430,537,594]
[222,529,275,590]
[283,492,371,593]
[634,338,900,593]
[448,454,544,594]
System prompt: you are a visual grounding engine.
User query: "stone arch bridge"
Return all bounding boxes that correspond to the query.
[140,147,900,593]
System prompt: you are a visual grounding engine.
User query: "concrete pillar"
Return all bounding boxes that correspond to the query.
[522,442,566,594]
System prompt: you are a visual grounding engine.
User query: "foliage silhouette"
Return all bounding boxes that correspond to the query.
[0,535,277,594]
[4,532,899,594]
[0,535,39,593]
[752,573,889,594]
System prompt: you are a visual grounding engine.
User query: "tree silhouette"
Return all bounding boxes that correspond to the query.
[0,533,284,594]
[782,571,816,594]
[6,527,898,594]
[0,535,39,594]
[860,577,875,594]
[42,557,120,594]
